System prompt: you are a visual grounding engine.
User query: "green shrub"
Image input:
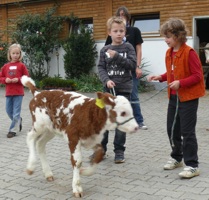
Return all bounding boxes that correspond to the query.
[139,58,153,92]
[40,77,77,91]
[0,41,9,68]
[11,5,65,80]
[72,73,103,92]
[63,15,98,79]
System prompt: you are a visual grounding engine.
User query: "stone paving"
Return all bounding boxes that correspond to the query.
[0,87,209,200]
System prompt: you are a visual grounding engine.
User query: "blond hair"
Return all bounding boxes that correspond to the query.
[7,43,23,61]
[160,18,188,43]
[107,16,126,31]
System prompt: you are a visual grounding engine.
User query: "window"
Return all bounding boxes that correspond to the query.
[80,18,93,31]
[131,14,160,37]
[69,18,93,35]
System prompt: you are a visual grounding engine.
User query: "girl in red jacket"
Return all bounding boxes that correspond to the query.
[0,43,29,138]
[148,18,205,179]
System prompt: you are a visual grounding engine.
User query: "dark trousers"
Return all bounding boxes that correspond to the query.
[167,95,199,168]
[101,88,131,153]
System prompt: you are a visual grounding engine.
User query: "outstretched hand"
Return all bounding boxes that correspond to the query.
[147,75,162,82]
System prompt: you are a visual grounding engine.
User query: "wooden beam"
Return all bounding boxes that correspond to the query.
[104,0,112,37]
[1,5,8,42]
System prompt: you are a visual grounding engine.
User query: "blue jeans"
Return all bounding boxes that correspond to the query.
[102,129,126,153]
[130,72,144,124]
[6,95,23,133]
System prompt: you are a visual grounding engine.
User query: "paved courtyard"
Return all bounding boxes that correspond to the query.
[0,87,209,200]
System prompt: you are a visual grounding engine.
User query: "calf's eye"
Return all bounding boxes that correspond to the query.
[121,111,126,117]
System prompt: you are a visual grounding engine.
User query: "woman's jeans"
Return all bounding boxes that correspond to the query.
[6,95,23,133]
[130,72,144,124]
[167,95,199,168]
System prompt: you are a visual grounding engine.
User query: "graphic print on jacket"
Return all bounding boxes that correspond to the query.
[8,66,17,77]
[107,52,127,76]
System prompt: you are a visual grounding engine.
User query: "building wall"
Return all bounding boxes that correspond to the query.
[1,0,209,78]
[0,0,111,41]
[1,0,209,41]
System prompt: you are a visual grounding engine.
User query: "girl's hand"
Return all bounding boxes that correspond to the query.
[106,80,115,88]
[12,78,18,83]
[169,80,180,90]
[147,75,162,82]
[5,78,12,83]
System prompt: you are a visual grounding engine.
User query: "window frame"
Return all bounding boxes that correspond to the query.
[69,17,93,35]
[80,18,93,30]
[130,13,160,37]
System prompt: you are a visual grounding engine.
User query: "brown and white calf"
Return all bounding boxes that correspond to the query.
[21,75,139,198]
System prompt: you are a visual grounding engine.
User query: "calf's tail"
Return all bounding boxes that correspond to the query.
[21,75,38,96]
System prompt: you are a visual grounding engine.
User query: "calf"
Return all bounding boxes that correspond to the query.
[21,75,139,198]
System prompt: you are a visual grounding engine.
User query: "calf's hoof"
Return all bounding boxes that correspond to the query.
[74,192,83,198]
[26,169,34,175]
[46,176,54,182]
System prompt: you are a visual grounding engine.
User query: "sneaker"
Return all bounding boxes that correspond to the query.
[163,158,183,170]
[7,132,16,138]
[139,123,148,130]
[114,150,125,164]
[179,166,200,178]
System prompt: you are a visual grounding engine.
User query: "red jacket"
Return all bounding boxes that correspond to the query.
[0,61,29,96]
[163,43,205,102]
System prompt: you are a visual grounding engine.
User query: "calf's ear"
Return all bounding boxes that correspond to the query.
[96,92,115,107]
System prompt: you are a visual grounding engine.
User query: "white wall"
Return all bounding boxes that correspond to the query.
[142,37,193,76]
[47,37,194,78]
[47,48,66,78]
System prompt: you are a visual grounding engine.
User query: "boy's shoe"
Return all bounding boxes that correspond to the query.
[114,150,125,164]
[179,166,200,178]
[139,123,148,130]
[163,158,183,170]
[7,132,16,138]
[19,117,22,132]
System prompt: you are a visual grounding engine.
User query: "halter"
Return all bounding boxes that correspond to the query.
[116,117,135,126]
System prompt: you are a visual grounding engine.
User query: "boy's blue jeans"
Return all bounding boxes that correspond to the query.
[6,95,23,133]
[130,72,144,124]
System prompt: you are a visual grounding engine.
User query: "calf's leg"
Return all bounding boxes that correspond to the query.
[26,129,39,175]
[36,132,55,181]
[69,140,83,198]
[80,144,104,176]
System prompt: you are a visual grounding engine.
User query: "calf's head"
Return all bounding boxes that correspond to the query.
[96,92,139,133]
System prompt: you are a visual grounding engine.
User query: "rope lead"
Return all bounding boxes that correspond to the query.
[170,91,179,148]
